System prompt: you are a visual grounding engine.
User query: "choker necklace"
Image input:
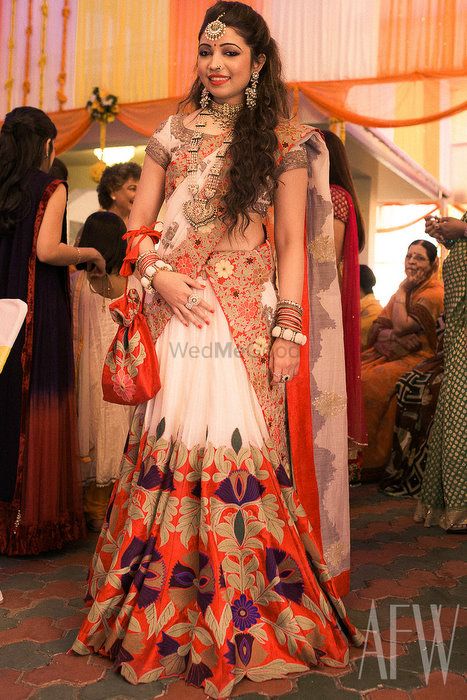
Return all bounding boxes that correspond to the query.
[182,110,231,230]
[207,101,243,130]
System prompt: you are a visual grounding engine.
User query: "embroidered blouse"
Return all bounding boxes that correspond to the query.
[145,114,312,217]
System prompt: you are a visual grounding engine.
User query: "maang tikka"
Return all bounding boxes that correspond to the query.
[245,71,259,109]
[204,13,227,41]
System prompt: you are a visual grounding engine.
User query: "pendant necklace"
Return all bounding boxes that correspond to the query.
[182,102,242,231]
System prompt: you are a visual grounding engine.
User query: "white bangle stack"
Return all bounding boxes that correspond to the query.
[271,325,307,345]
[140,259,173,290]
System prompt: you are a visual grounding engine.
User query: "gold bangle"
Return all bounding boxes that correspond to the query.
[75,247,81,266]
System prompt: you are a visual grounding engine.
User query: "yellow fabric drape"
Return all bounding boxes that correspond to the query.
[73,0,170,107]
[22,0,33,105]
[4,0,17,112]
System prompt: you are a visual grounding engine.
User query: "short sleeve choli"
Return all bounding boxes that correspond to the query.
[145,117,172,169]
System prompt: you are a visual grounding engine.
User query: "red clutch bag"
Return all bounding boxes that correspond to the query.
[102,282,161,406]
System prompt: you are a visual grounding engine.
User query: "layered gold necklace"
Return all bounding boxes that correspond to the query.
[206,100,243,130]
[182,103,242,230]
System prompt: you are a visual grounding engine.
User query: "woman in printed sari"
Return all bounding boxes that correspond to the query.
[381,315,445,498]
[73,2,362,695]
[361,240,443,480]
[415,214,467,531]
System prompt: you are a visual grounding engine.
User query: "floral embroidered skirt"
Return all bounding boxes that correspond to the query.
[73,254,362,698]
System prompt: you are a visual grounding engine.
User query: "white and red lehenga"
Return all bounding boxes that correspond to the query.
[73,115,362,697]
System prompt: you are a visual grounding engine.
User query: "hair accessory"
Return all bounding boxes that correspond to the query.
[205,13,227,41]
[245,71,259,109]
[200,86,211,109]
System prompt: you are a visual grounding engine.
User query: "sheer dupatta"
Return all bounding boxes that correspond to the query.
[287,132,350,596]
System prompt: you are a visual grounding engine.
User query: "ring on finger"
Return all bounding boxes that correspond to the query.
[281,374,290,382]
[185,293,200,310]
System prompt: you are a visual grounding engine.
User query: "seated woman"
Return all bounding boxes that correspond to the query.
[381,315,444,497]
[360,240,443,480]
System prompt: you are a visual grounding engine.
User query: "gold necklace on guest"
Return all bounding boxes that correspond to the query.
[89,273,111,312]
[182,109,233,231]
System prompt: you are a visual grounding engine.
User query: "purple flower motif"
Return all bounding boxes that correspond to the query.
[266,547,304,603]
[169,552,214,615]
[121,536,148,592]
[137,455,174,491]
[120,536,166,607]
[224,639,236,666]
[170,562,195,588]
[276,463,293,487]
[186,661,213,686]
[157,631,180,657]
[111,639,133,664]
[191,478,201,498]
[137,456,162,489]
[235,633,254,665]
[133,548,166,609]
[215,471,265,506]
[231,593,260,631]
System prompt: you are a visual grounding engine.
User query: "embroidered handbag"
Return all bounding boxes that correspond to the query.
[102,280,160,405]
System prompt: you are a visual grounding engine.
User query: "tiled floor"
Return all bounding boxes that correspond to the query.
[0,485,465,699]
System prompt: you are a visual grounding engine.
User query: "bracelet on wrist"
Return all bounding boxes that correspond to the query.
[272,325,307,345]
[140,259,173,290]
[75,247,81,266]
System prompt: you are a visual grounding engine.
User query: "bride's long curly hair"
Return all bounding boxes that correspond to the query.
[180,1,290,233]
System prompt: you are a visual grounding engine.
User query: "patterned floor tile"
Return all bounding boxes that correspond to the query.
[31,684,78,700]
[0,484,465,700]
[0,617,63,646]
[411,670,466,699]
[0,641,50,670]
[22,653,107,687]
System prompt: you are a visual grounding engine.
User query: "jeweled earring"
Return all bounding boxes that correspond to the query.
[200,86,211,109]
[245,71,259,109]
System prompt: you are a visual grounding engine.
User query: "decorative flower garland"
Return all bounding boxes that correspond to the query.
[86,87,119,182]
[86,86,119,123]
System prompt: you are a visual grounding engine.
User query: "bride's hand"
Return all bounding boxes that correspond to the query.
[269,338,300,384]
[152,271,214,327]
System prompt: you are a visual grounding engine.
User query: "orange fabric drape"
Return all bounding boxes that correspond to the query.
[378,0,463,78]
[47,107,91,153]
[296,78,467,128]
[117,97,181,137]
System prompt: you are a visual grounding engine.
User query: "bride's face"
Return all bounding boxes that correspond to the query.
[197,26,264,106]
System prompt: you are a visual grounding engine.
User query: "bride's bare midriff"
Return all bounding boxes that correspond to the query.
[213,213,266,252]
